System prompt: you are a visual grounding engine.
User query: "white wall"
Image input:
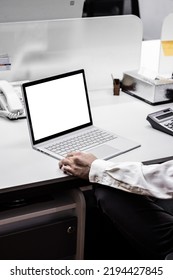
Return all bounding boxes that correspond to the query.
[139,0,173,40]
[0,0,85,22]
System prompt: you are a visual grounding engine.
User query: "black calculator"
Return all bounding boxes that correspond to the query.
[147,108,173,136]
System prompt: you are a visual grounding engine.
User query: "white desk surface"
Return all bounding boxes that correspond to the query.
[1,40,173,192]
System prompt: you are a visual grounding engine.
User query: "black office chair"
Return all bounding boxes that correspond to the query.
[83,0,124,17]
[83,0,140,18]
[131,0,140,17]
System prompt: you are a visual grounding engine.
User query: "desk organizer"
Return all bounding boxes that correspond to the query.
[122,70,173,105]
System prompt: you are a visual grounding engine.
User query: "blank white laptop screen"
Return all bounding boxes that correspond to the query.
[23,69,140,160]
[23,70,92,143]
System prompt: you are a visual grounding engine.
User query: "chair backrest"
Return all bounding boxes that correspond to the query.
[131,0,140,17]
[83,0,140,17]
[83,0,124,17]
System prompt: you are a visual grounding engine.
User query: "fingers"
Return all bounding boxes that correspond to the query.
[59,158,73,176]
[59,153,77,174]
[61,164,73,176]
[59,151,96,179]
[59,152,82,167]
[65,152,74,158]
[59,157,72,169]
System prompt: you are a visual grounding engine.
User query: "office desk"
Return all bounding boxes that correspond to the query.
[0,116,87,260]
[0,39,170,192]
[1,40,173,259]
[89,88,173,163]
[1,84,172,192]
[0,117,70,192]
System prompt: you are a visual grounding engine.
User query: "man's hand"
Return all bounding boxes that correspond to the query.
[59,151,97,180]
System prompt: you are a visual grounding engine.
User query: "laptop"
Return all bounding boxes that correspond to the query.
[22,69,140,160]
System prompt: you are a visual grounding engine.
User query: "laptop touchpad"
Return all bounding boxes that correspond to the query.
[87,144,119,159]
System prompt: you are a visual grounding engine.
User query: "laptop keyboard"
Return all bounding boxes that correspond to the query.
[45,129,117,157]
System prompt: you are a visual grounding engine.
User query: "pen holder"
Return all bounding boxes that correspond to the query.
[113,78,121,95]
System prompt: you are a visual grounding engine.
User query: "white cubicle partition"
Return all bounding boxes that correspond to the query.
[0,15,142,90]
[158,13,173,77]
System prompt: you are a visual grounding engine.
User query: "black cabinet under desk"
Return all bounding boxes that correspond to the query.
[0,187,86,260]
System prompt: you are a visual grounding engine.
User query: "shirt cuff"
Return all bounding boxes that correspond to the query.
[89,159,114,183]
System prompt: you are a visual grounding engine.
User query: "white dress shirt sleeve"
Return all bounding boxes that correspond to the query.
[89,159,173,199]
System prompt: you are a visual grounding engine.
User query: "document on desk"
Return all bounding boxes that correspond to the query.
[22,69,140,161]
